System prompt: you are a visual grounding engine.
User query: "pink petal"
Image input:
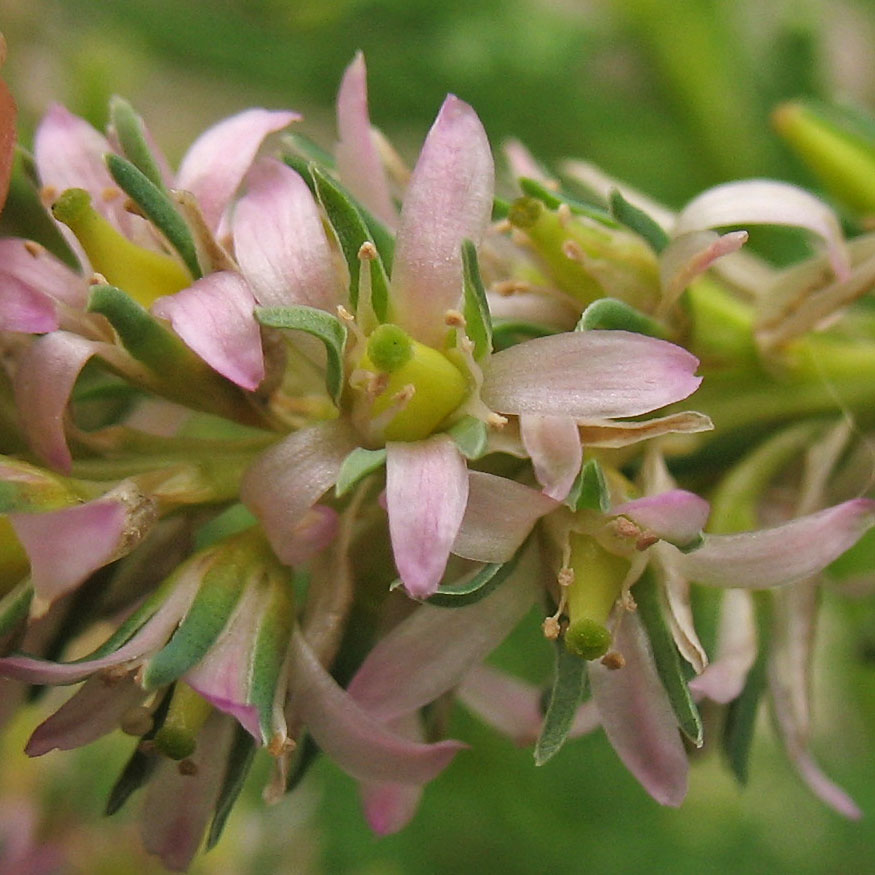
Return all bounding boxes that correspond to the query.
[385,436,469,598]
[152,270,265,390]
[520,414,582,501]
[689,589,757,703]
[233,157,342,310]
[0,238,88,307]
[0,570,199,684]
[589,613,688,806]
[791,750,862,820]
[347,563,537,722]
[241,420,358,565]
[390,95,494,345]
[452,471,558,563]
[290,631,464,785]
[10,481,157,613]
[676,499,875,588]
[613,490,710,547]
[673,180,851,281]
[279,505,339,566]
[0,273,58,332]
[26,675,145,756]
[175,108,299,233]
[481,331,702,419]
[141,714,235,871]
[336,52,398,228]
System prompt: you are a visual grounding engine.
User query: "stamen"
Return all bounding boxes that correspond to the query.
[23,240,44,258]
[601,651,626,670]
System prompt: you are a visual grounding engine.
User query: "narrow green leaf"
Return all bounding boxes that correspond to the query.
[0,580,32,639]
[566,458,610,513]
[461,239,492,359]
[282,132,337,169]
[255,305,347,405]
[446,415,489,460]
[426,556,518,609]
[608,188,670,253]
[310,165,391,320]
[105,686,174,816]
[635,571,703,746]
[335,447,387,497]
[576,297,667,338]
[195,504,258,551]
[285,732,320,793]
[206,722,257,850]
[109,96,170,193]
[534,639,589,765]
[491,320,556,351]
[281,153,316,193]
[106,153,202,279]
[519,177,618,227]
[142,562,247,690]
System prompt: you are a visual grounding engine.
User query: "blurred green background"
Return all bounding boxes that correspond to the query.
[3,0,875,872]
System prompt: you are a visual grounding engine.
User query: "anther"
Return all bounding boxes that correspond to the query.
[444,309,466,328]
[601,651,626,670]
[358,241,377,260]
[178,759,199,776]
[562,239,585,262]
[24,241,44,258]
[102,186,121,202]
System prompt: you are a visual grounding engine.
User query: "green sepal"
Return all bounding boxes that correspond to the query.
[335,447,387,497]
[282,132,337,169]
[310,165,391,320]
[105,686,175,816]
[0,580,33,640]
[106,153,202,279]
[255,305,347,406]
[425,554,519,609]
[491,320,556,351]
[285,732,321,793]
[608,189,669,253]
[446,415,489,460]
[108,97,171,194]
[635,571,703,746]
[565,458,610,513]
[0,456,79,513]
[534,637,589,766]
[576,297,667,339]
[518,177,617,227]
[461,239,492,360]
[206,722,258,851]
[142,559,248,690]
[195,504,258,551]
[492,197,511,220]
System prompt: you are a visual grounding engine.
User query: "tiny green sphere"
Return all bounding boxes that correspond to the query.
[51,187,92,225]
[154,726,197,761]
[508,196,544,230]
[367,323,414,373]
[564,617,612,660]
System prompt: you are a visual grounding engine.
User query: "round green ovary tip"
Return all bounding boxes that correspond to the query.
[367,324,413,373]
[564,617,612,660]
[153,725,197,761]
[51,188,91,225]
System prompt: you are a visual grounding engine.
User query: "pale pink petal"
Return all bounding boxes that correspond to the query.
[659,230,748,311]
[792,750,862,819]
[241,420,358,565]
[452,471,557,563]
[673,180,850,281]
[142,714,235,871]
[336,53,398,227]
[689,589,757,703]
[10,481,157,613]
[520,414,582,501]
[576,411,713,448]
[290,631,463,785]
[175,108,299,233]
[676,499,875,588]
[0,238,88,307]
[589,613,688,806]
[385,436,469,598]
[152,270,264,390]
[26,675,146,756]
[390,95,494,345]
[278,505,339,566]
[233,157,342,310]
[0,273,58,332]
[0,570,200,684]
[612,490,710,547]
[481,331,701,419]
[503,138,549,183]
[347,563,537,722]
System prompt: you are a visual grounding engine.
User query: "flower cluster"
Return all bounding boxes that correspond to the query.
[1,52,875,869]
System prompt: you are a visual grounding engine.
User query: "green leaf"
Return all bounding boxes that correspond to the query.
[635,572,703,746]
[566,458,611,513]
[0,580,32,639]
[608,189,669,253]
[207,722,257,850]
[282,132,337,169]
[534,639,589,765]
[285,732,320,793]
[446,415,489,460]
[426,556,519,609]
[255,305,348,405]
[108,97,171,194]
[519,177,618,227]
[310,165,391,320]
[106,153,202,279]
[461,239,492,359]
[142,561,247,690]
[195,504,258,551]
[576,297,667,338]
[105,686,174,816]
[335,447,387,497]
[281,153,316,193]
[491,320,556,351]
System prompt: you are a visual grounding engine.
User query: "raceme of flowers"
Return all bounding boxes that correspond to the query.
[1,51,875,870]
